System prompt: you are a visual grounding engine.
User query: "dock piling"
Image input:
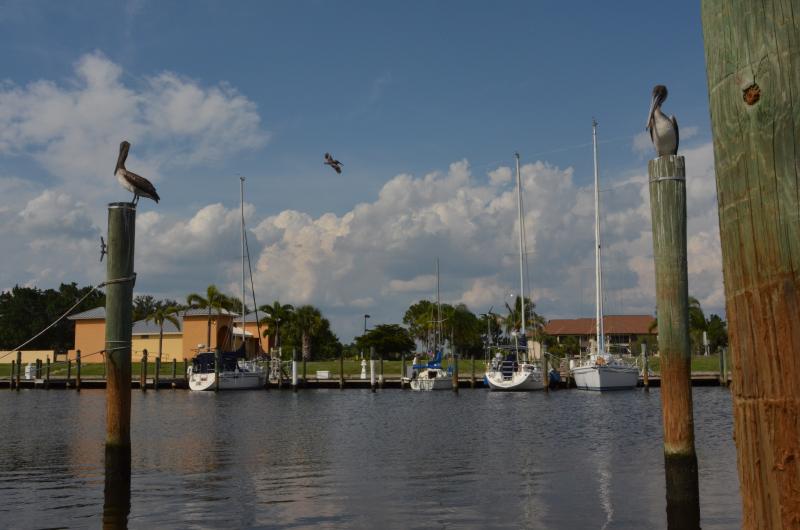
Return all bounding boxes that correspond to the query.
[45,357,50,389]
[76,349,82,391]
[15,351,21,390]
[171,358,177,389]
[370,346,376,393]
[339,351,344,390]
[401,354,406,389]
[379,351,384,389]
[471,354,475,389]
[452,353,458,393]
[154,355,160,391]
[140,350,148,392]
[67,359,72,388]
[214,350,220,392]
[642,343,649,391]
[292,348,298,392]
[10,360,15,390]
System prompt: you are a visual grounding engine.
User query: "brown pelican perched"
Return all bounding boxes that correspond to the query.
[646,85,679,157]
[323,152,343,174]
[115,141,160,205]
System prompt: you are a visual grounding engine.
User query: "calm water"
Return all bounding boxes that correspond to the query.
[0,387,740,529]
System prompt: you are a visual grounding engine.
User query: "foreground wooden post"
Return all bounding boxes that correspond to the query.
[104,202,135,449]
[15,351,21,390]
[76,349,82,391]
[642,343,649,391]
[702,3,800,526]
[140,350,148,392]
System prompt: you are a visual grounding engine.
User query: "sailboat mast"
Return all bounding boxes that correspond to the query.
[436,257,441,350]
[592,120,605,356]
[515,152,526,338]
[240,176,246,345]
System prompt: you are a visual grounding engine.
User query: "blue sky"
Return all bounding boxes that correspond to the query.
[0,1,723,341]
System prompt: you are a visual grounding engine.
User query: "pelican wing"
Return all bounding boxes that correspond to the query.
[671,115,679,154]
[122,168,160,202]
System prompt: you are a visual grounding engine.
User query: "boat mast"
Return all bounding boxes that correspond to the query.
[436,257,441,351]
[592,120,605,357]
[515,153,526,341]
[240,176,246,349]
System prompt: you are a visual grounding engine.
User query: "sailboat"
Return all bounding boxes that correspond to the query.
[485,153,545,391]
[405,258,453,391]
[571,121,639,391]
[188,177,266,391]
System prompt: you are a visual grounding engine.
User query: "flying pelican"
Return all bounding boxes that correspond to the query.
[323,152,343,174]
[115,141,160,205]
[646,85,679,157]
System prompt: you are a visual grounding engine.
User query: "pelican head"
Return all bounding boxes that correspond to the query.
[646,85,668,130]
[116,141,130,172]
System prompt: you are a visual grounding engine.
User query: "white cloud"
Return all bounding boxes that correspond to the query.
[387,274,437,294]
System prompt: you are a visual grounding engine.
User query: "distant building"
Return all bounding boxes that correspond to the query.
[544,315,656,354]
[67,307,268,361]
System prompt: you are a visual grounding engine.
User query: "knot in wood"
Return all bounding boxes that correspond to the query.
[743,84,760,105]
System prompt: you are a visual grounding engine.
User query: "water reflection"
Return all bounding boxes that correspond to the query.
[103,444,131,529]
[665,453,701,530]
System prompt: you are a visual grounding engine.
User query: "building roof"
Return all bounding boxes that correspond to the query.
[68,307,106,320]
[69,306,234,335]
[234,311,267,324]
[132,318,181,335]
[544,315,656,336]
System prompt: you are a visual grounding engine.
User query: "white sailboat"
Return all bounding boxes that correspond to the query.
[485,153,545,391]
[571,121,639,391]
[405,258,453,391]
[188,177,266,391]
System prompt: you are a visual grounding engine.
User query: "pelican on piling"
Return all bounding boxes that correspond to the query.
[115,141,160,205]
[646,85,679,157]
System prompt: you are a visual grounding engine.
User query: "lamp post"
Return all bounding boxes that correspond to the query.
[361,314,370,360]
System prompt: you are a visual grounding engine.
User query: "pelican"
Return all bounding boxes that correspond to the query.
[323,152,343,174]
[115,141,160,205]
[646,85,679,157]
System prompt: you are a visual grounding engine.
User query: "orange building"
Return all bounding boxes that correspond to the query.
[68,307,268,361]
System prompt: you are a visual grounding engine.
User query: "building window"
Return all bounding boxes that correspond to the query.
[140,335,150,339]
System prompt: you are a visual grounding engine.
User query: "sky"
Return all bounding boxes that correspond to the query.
[0,1,724,341]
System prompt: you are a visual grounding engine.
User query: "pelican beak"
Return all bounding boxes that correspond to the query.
[646,94,658,130]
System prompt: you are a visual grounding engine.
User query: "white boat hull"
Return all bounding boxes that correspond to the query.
[407,369,452,391]
[486,365,545,391]
[572,364,638,391]
[188,370,265,391]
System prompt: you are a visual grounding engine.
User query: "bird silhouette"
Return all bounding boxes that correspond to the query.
[324,152,343,174]
[115,141,160,205]
[646,85,679,157]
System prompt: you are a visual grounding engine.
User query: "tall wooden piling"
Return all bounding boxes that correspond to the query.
[66,359,72,388]
[649,155,696,459]
[702,3,800,525]
[140,350,148,392]
[154,355,160,391]
[15,351,21,390]
[76,349,82,391]
[171,358,177,389]
[718,348,726,386]
[642,343,649,391]
[104,202,136,449]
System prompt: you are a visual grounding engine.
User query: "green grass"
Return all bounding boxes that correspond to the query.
[645,354,724,373]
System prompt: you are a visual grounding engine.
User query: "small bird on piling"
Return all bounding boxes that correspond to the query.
[323,152,343,174]
[115,140,160,205]
[646,85,679,157]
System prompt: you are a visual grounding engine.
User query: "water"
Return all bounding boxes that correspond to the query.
[0,387,741,529]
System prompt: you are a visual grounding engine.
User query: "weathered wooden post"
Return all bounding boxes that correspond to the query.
[214,349,220,392]
[15,351,21,390]
[154,355,161,391]
[140,350,148,392]
[542,352,549,393]
[642,343,649,391]
[648,154,699,528]
[171,358,177,389]
[379,351,384,389]
[10,360,15,390]
[45,357,50,389]
[104,201,135,450]
[452,353,458,393]
[76,349,82,391]
[370,346,376,393]
[66,359,72,388]
[702,4,800,525]
[339,350,344,390]
[291,348,298,392]
[35,358,41,380]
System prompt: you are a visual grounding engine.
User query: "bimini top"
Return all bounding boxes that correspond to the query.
[192,345,246,373]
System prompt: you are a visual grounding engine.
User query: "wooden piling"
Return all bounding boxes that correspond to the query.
[76,349,82,391]
[15,351,21,390]
[471,354,476,388]
[10,360,15,390]
[140,350,148,392]
[171,358,177,389]
[104,202,135,449]
[45,357,50,389]
[154,356,160,391]
[370,346,376,393]
[214,350,220,392]
[66,359,72,388]
[718,348,725,386]
[702,5,800,524]
[642,343,650,391]
[543,353,549,393]
[339,351,344,390]
[35,358,41,379]
[379,352,384,389]
[649,155,696,461]
[452,353,458,393]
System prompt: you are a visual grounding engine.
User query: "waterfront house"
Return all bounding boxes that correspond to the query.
[543,314,656,355]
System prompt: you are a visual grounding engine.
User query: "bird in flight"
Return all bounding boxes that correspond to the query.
[115,140,160,205]
[646,85,679,157]
[324,152,343,174]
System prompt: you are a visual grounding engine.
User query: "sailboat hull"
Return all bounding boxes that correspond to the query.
[188,369,265,391]
[486,364,545,391]
[572,364,638,391]
[407,369,452,391]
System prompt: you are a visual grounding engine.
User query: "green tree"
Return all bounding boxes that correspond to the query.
[503,296,545,340]
[291,305,324,360]
[145,305,181,360]
[441,304,483,356]
[706,314,728,353]
[186,285,232,350]
[355,324,415,360]
[258,300,294,352]
[403,300,437,344]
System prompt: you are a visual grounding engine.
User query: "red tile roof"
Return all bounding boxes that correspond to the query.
[544,315,656,335]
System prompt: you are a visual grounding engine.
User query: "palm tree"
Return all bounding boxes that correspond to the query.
[145,305,181,360]
[292,305,323,360]
[186,285,232,350]
[258,301,294,353]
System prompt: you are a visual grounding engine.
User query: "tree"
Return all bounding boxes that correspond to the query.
[145,305,181,360]
[403,300,437,344]
[706,314,728,353]
[355,324,415,360]
[502,296,545,340]
[258,300,294,352]
[441,304,483,357]
[186,285,232,350]
[291,305,323,360]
